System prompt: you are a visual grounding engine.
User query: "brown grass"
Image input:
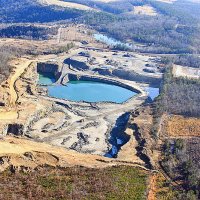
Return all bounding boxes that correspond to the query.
[166,115,200,137]
[154,173,175,200]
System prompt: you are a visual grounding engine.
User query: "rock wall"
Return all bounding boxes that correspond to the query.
[7,124,24,136]
[129,106,158,169]
[112,69,161,87]
[37,62,61,80]
[64,58,90,71]
[64,73,141,94]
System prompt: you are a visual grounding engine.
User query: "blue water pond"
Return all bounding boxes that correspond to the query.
[38,72,56,85]
[48,81,136,103]
[145,87,160,101]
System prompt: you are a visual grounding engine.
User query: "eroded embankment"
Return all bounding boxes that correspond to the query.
[122,106,159,169]
[0,59,35,123]
[9,59,35,107]
[0,136,151,172]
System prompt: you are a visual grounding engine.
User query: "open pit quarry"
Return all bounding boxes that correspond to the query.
[0,36,163,172]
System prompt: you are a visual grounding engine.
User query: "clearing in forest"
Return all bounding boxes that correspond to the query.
[133,5,157,16]
[173,64,200,79]
[166,115,200,137]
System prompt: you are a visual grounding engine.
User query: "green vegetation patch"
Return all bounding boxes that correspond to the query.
[0,166,148,200]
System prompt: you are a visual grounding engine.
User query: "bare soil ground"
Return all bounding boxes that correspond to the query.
[0,136,150,172]
[173,64,200,79]
[147,173,157,200]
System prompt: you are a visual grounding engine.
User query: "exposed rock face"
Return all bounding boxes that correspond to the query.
[7,124,24,136]
[112,69,161,87]
[93,68,113,76]
[37,62,61,80]
[127,106,158,169]
[64,58,90,71]
[63,73,140,93]
[70,132,89,152]
[0,102,5,106]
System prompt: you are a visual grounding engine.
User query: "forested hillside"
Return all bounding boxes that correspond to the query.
[157,68,200,117]
[1,0,200,53]
[80,0,200,53]
[0,25,57,40]
[0,0,84,23]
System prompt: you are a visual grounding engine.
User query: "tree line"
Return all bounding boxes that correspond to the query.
[155,66,200,117]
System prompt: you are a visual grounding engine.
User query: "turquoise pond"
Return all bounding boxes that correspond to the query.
[39,73,56,85]
[38,73,136,103]
[38,73,160,103]
[48,81,136,103]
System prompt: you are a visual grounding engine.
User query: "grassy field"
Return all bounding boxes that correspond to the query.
[0,166,148,200]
